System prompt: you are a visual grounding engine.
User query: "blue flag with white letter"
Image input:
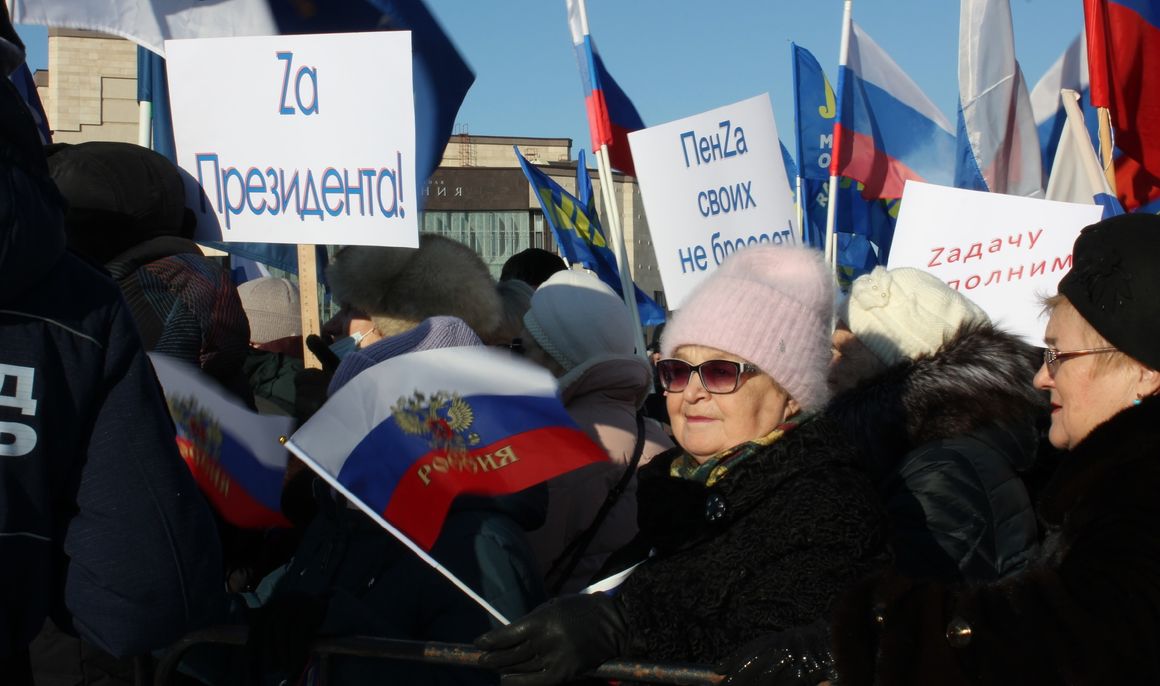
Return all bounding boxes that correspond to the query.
[516,147,664,326]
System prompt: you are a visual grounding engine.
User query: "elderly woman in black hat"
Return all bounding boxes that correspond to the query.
[811,213,1160,685]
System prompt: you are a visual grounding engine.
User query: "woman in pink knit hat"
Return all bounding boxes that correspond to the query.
[476,245,889,685]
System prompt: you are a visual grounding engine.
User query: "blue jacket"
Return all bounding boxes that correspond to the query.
[0,78,225,663]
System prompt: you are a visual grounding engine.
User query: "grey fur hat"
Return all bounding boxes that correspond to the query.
[326,234,502,339]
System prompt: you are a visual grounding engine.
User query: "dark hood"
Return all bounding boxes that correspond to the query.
[827,321,1046,479]
[46,141,193,266]
[0,79,66,304]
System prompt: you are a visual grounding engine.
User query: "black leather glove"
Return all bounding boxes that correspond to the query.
[475,593,629,686]
[718,619,837,686]
[293,367,333,424]
[305,333,342,373]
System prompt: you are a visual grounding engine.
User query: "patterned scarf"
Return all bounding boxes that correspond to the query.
[670,419,801,487]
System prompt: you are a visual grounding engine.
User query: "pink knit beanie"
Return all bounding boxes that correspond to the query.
[660,245,834,411]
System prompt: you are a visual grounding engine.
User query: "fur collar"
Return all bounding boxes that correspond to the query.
[827,322,1045,475]
[1038,393,1160,526]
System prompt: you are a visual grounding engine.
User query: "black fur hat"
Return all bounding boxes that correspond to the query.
[1058,213,1160,370]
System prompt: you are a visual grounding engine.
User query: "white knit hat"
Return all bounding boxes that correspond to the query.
[522,270,634,370]
[237,277,301,344]
[841,266,990,367]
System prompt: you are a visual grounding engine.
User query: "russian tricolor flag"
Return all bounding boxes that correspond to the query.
[286,346,609,550]
[831,22,956,199]
[1085,0,1160,184]
[149,353,293,529]
[566,0,645,177]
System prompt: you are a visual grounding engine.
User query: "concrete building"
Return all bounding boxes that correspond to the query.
[36,30,667,308]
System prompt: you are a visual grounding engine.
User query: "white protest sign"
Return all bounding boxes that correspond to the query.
[629,94,796,309]
[166,32,418,248]
[887,181,1104,343]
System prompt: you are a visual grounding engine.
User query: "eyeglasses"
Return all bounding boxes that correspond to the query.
[1042,346,1118,375]
[655,358,759,394]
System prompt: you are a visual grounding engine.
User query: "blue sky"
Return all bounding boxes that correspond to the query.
[15,0,1083,164]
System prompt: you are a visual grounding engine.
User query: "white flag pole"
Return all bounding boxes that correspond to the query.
[574,0,649,360]
[795,174,806,245]
[138,101,152,148]
[593,148,648,358]
[282,438,511,626]
[824,0,854,276]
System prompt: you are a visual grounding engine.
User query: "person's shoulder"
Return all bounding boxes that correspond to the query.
[21,251,123,312]
[780,413,860,467]
[2,252,124,345]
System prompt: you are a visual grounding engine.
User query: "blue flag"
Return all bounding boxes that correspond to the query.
[791,44,837,185]
[516,147,664,326]
[835,233,880,289]
[779,141,798,195]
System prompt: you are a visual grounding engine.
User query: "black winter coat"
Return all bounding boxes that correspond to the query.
[827,322,1044,582]
[0,79,224,668]
[266,490,549,685]
[833,395,1160,685]
[610,415,889,664]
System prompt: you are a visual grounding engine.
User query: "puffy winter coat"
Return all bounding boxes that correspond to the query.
[0,78,224,674]
[827,322,1044,582]
[833,394,1160,685]
[527,354,672,594]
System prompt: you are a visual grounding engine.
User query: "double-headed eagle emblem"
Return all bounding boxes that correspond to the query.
[392,391,481,453]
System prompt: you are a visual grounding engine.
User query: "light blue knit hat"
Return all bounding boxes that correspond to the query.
[328,316,482,396]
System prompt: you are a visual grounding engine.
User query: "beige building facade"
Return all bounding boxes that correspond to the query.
[36,31,666,307]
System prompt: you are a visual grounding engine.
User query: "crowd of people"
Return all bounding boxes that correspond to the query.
[5,12,1160,686]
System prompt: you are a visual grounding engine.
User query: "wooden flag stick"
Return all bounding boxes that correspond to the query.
[1097,106,1117,194]
[298,244,322,369]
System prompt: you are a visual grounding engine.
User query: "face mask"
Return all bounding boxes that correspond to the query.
[328,328,371,360]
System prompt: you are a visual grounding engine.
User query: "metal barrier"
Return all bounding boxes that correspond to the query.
[153,625,723,685]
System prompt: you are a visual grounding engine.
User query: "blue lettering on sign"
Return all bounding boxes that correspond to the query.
[277,51,319,116]
[679,120,749,168]
[193,152,409,228]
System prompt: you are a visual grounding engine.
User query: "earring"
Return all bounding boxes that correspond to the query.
[1134,395,1143,406]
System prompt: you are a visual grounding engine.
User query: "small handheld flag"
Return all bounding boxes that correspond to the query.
[148,353,293,529]
[285,346,608,622]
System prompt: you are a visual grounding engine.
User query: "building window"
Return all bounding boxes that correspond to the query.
[420,211,538,277]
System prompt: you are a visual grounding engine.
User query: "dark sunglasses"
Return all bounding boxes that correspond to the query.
[656,358,759,395]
